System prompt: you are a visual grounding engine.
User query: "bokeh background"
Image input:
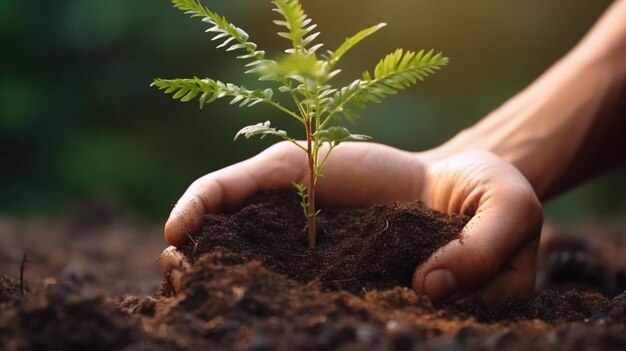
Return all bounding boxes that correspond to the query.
[2,0,624,222]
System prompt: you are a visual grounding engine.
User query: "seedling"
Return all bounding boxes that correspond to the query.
[153,0,448,248]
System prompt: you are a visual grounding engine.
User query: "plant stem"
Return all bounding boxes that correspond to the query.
[305,117,317,248]
[267,100,305,123]
[20,250,27,295]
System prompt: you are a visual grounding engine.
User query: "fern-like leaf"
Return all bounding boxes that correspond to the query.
[316,126,371,146]
[151,77,273,109]
[234,121,289,140]
[323,49,448,120]
[171,0,265,61]
[248,52,325,83]
[272,0,321,54]
[326,23,387,71]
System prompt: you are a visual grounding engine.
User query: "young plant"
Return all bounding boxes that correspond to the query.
[152,0,448,249]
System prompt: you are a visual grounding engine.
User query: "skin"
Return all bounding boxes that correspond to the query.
[161,0,626,302]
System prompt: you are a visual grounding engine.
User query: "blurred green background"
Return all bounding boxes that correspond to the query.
[2,0,624,222]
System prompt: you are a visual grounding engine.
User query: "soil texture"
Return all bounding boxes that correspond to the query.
[1,191,625,351]
[179,190,468,294]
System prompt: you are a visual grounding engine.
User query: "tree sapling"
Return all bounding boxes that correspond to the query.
[152,0,448,248]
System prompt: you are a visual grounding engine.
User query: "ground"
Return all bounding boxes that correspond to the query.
[1,192,625,351]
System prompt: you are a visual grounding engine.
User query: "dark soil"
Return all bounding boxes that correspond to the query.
[1,192,626,351]
[179,190,468,293]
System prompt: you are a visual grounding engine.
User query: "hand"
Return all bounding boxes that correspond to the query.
[413,149,542,302]
[161,142,542,303]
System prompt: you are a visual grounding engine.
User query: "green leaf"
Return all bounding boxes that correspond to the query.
[291,182,309,219]
[234,121,288,140]
[326,23,386,70]
[171,0,265,61]
[323,48,448,120]
[316,126,371,145]
[151,77,273,108]
[271,0,319,53]
[252,52,325,82]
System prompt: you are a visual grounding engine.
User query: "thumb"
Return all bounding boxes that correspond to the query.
[164,142,306,247]
[413,187,542,302]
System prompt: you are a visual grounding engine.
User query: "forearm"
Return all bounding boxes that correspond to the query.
[430,0,626,200]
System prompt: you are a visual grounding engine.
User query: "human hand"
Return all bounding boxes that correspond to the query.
[160,142,542,303]
[412,150,542,302]
[160,141,428,291]
[163,141,432,246]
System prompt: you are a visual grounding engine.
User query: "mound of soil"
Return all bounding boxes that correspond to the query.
[159,250,621,351]
[1,193,625,351]
[178,190,468,293]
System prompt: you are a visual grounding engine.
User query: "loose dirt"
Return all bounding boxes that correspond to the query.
[1,191,625,351]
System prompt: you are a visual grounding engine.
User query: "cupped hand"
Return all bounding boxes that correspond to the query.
[160,142,542,303]
[413,150,542,302]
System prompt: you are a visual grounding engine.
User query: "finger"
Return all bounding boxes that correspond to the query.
[413,186,542,302]
[164,142,306,246]
[160,246,192,293]
[316,143,425,206]
[476,238,539,303]
[163,170,255,246]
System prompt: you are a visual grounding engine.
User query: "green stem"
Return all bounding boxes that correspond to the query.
[316,144,335,177]
[281,79,308,120]
[285,138,308,153]
[313,88,322,178]
[320,79,376,129]
[305,116,317,249]
[267,100,305,123]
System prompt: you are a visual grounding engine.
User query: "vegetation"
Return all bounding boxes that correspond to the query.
[153,0,448,248]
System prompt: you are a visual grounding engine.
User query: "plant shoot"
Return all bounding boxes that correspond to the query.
[152,0,448,248]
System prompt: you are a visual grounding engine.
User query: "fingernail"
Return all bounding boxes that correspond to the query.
[168,268,184,293]
[424,269,457,301]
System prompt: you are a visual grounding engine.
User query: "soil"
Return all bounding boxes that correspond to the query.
[178,190,468,294]
[1,191,626,351]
